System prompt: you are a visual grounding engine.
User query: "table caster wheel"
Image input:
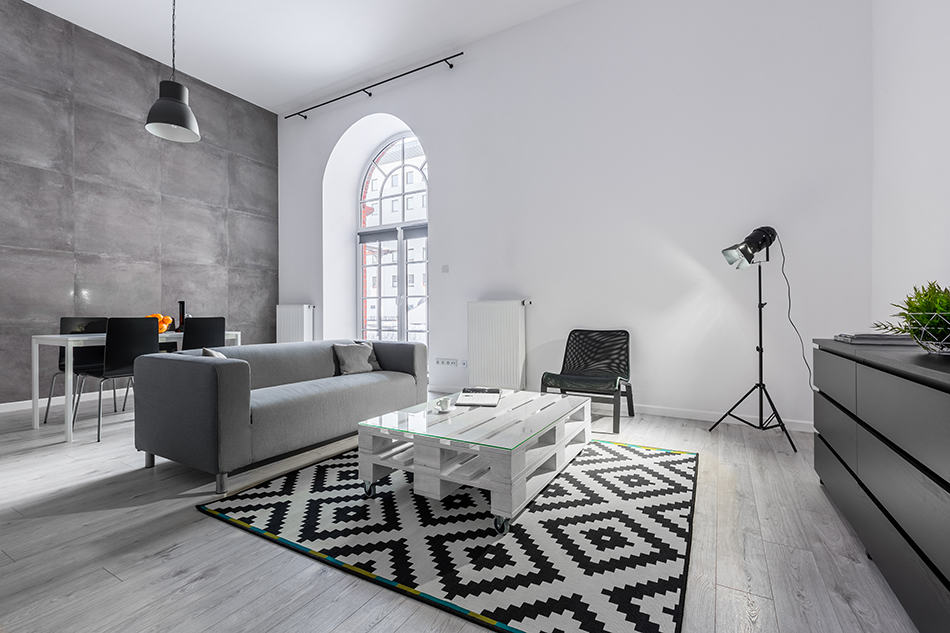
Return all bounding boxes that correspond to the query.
[493,516,510,535]
[362,481,377,498]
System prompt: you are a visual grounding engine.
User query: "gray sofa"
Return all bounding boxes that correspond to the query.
[133,339,426,492]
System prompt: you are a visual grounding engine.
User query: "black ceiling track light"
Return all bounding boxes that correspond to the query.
[146,0,200,143]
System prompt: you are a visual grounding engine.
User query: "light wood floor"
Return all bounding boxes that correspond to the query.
[0,398,919,633]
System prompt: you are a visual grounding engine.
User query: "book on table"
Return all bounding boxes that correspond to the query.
[833,333,916,346]
[456,387,502,407]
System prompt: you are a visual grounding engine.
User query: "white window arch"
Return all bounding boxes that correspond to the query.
[357,134,428,345]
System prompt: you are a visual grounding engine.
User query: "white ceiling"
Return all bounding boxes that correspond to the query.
[24,0,585,114]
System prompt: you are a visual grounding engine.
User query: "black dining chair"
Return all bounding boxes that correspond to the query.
[181,317,226,350]
[76,317,159,441]
[540,329,635,434]
[43,317,107,425]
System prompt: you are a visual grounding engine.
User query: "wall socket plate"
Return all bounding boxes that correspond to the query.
[435,358,458,367]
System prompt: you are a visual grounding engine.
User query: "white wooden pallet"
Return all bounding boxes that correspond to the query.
[358,391,591,533]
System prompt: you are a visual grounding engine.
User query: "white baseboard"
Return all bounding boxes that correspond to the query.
[428,385,814,433]
[592,402,814,433]
[0,388,134,414]
[0,396,58,413]
[5,387,813,433]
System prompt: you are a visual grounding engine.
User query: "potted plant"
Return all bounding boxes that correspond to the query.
[874,281,950,355]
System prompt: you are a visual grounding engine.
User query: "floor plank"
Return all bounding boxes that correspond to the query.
[743,427,812,550]
[683,447,718,633]
[763,541,845,633]
[716,461,772,599]
[0,399,919,633]
[389,603,467,633]
[716,585,779,633]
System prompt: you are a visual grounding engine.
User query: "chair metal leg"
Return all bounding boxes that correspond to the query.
[74,375,83,408]
[112,378,118,413]
[97,379,104,442]
[624,382,635,417]
[122,377,132,412]
[72,375,86,426]
[43,372,62,424]
[612,390,621,434]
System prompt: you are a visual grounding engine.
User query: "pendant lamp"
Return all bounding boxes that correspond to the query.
[146,0,200,143]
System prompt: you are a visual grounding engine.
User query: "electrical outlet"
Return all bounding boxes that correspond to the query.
[460,360,468,368]
[435,358,458,367]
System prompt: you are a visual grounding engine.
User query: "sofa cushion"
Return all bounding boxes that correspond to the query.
[214,340,353,389]
[333,343,374,375]
[358,341,382,371]
[249,371,418,462]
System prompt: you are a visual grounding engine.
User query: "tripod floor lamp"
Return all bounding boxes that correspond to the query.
[709,226,797,452]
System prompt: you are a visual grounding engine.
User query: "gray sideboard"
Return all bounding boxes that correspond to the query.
[813,339,950,633]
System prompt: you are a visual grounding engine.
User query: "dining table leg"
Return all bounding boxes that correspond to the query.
[31,339,40,429]
[64,340,74,443]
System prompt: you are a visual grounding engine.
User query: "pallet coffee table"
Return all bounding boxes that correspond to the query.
[358,390,591,534]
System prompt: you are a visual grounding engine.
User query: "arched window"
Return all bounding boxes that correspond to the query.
[358,134,428,345]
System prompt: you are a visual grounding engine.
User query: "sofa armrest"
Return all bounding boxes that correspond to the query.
[133,353,252,475]
[372,341,427,404]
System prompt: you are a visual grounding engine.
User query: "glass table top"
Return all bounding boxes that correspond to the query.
[358,390,589,450]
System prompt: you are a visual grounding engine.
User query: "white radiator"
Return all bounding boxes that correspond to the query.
[276,304,315,343]
[467,300,527,390]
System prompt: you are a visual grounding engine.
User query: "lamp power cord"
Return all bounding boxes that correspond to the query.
[776,235,816,392]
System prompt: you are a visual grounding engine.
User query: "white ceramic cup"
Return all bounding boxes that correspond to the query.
[435,396,452,412]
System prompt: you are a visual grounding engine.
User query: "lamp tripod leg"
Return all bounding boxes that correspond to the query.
[762,384,797,452]
[709,384,758,432]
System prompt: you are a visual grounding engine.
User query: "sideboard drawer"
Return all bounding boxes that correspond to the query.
[816,436,950,633]
[815,349,856,414]
[857,426,950,580]
[857,363,950,485]
[814,392,856,470]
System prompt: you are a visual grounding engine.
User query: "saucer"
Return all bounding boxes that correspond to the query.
[434,405,455,413]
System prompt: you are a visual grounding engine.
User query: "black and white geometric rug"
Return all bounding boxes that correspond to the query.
[198,440,698,633]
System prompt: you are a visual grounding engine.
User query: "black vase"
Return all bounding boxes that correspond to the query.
[177,300,185,332]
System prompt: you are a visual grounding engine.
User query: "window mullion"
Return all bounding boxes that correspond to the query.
[397,227,407,341]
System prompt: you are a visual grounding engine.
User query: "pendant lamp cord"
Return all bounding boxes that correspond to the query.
[170,0,176,80]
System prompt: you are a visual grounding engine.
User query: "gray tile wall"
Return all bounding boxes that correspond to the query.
[0,0,279,402]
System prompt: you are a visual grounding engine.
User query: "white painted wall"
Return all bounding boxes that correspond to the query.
[280,0,873,425]
[871,0,950,320]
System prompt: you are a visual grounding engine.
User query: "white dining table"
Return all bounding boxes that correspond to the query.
[31,330,242,443]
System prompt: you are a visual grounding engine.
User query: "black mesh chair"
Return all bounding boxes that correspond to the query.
[540,329,635,434]
[77,318,159,441]
[181,317,226,350]
[43,317,107,425]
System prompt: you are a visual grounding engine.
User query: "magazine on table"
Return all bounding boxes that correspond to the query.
[456,387,502,407]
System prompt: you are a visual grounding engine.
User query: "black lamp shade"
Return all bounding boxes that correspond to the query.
[145,80,200,143]
[722,226,777,268]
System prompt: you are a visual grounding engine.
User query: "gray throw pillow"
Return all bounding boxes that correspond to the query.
[333,343,374,375]
[358,341,381,371]
[202,347,227,359]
